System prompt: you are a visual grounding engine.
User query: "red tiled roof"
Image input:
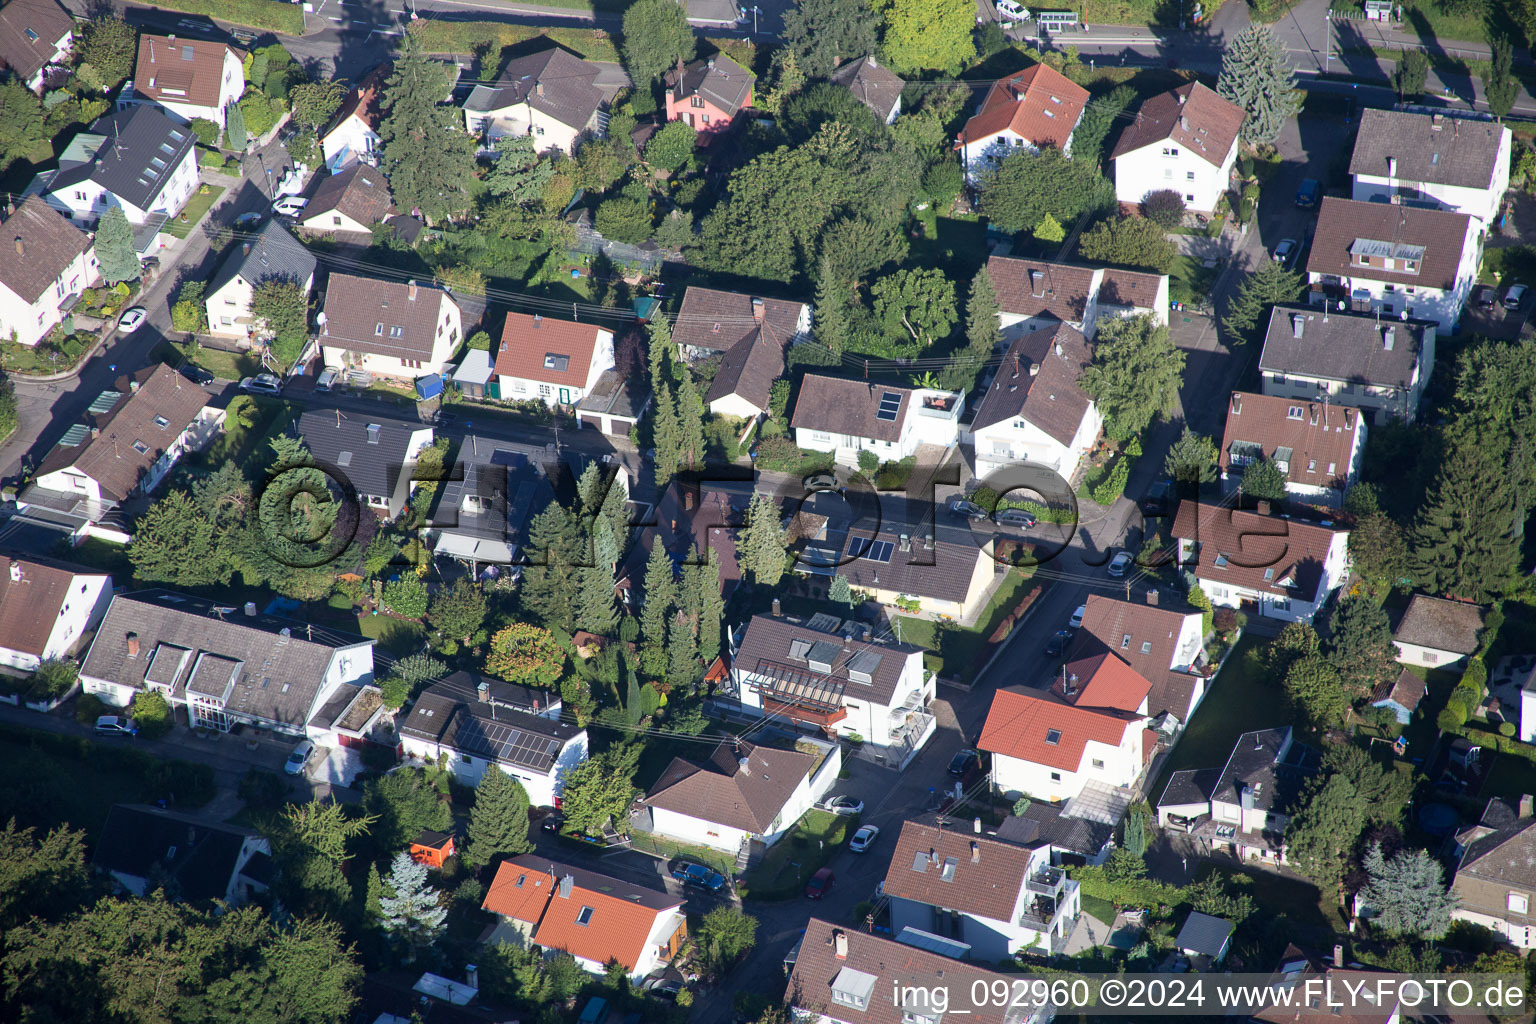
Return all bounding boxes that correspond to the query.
[957,63,1090,152]
[1054,651,1151,712]
[1109,82,1245,167]
[494,312,606,388]
[979,687,1142,773]
[1219,391,1361,492]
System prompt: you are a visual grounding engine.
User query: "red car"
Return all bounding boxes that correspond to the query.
[806,867,835,900]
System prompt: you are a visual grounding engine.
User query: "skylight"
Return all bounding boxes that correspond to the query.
[576,906,594,926]
[1045,728,1061,745]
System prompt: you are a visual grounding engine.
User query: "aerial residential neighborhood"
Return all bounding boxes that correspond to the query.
[1,0,1536,1020]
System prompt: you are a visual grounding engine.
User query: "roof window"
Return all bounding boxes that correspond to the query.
[576,906,594,925]
[1045,728,1061,745]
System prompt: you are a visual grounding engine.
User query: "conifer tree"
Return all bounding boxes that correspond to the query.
[965,265,1001,360]
[639,541,675,675]
[692,549,723,665]
[1217,26,1303,146]
[379,34,477,221]
[464,768,533,868]
[675,373,706,471]
[737,493,787,587]
[225,97,248,150]
[667,608,699,689]
[647,315,673,381]
[652,382,682,488]
[1411,436,1520,601]
[379,852,446,957]
[520,505,582,631]
[95,205,139,285]
[815,254,849,355]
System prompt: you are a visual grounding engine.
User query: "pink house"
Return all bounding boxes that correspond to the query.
[664,54,755,145]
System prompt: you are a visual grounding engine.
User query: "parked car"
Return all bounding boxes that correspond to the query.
[239,373,283,396]
[315,367,340,392]
[671,862,726,892]
[1140,479,1174,517]
[178,362,215,386]
[1069,604,1086,629]
[947,498,988,521]
[1474,284,1498,310]
[284,738,315,775]
[849,824,881,853]
[1272,239,1297,267]
[232,211,264,230]
[805,867,835,899]
[1045,628,1074,657]
[802,471,837,491]
[541,812,565,833]
[948,749,980,776]
[94,715,138,736]
[1504,284,1528,310]
[1294,179,1321,208]
[820,795,864,816]
[995,507,1037,529]
[116,307,147,333]
[272,195,308,218]
[1107,551,1134,577]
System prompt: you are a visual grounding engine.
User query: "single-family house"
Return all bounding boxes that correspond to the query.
[0,554,112,673]
[294,406,434,518]
[969,321,1100,483]
[1259,305,1437,424]
[1175,911,1234,965]
[493,312,614,411]
[882,821,1081,959]
[724,612,936,768]
[980,653,1153,804]
[321,64,386,171]
[1306,197,1480,331]
[1156,727,1314,864]
[463,47,604,154]
[0,196,98,348]
[1251,945,1407,1023]
[1219,391,1366,505]
[304,681,392,785]
[1072,592,1211,727]
[1452,806,1536,948]
[1171,501,1351,623]
[664,53,754,144]
[78,588,376,733]
[127,33,243,128]
[29,363,224,510]
[956,64,1090,181]
[298,163,393,235]
[0,0,73,92]
[94,804,272,905]
[674,287,809,418]
[1350,108,1512,228]
[1392,594,1485,669]
[41,106,199,226]
[987,255,1169,339]
[1371,667,1427,726]
[319,273,463,380]
[792,375,962,466]
[398,674,586,808]
[204,219,316,341]
[636,737,840,855]
[787,920,1053,1024]
[429,439,556,569]
[828,55,903,125]
[1111,82,1245,214]
[482,855,687,980]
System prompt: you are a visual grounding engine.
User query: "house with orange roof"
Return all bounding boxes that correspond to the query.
[980,651,1154,804]
[494,312,614,412]
[481,855,686,980]
[956,63,1090,182]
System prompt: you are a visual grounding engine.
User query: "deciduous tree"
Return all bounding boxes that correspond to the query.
[428,577,488,649]
[877,0,975,73]
[979,146,1112,234]
[695,905,758,973]
[74,17,137,92]
[644,118,697,171]
[559,742,642,836]
[1392,49,1429,100]
[252,278,309,366]
[289,79,348,130]
[484,622,567,688]
[1079,314,1186,439]
[1485,36,1518,120]
[1217,27,1303,145]
[782,0,876,77]
[1077,216,1178,272]
[621,0,695,85]
[871,267,956,354]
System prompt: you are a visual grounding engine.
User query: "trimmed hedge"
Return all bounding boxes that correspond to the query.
[0,720,216,806]
[146,0,303,34]
[409,21,621,63]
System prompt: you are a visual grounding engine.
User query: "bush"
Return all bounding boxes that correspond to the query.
[1500,721,1517,737]
[129,691,174,739]
[1141,189,1186,228]
[238,768,292,809]
[1438,704,1467,730]
[857,449,878,475]
[74,693,108,725]
[644,118,697,171]
[1463,656,1488,691]
[27,659,79,704]
[383,575,429,619]
[467,331,491,351]
[189,117,221,148]
[171,280,208,334]
[921,160,964,210]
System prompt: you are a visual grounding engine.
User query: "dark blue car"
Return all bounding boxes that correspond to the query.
[671,862,726,892]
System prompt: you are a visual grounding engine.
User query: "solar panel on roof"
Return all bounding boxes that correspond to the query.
[863,540,893,563]
[876,391,901,422]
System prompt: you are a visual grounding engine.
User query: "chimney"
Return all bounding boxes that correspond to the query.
[969,841,980,863]
[738,756,750,775]
[1291,314,1304,339]
[1521,794,1535,819]
[465,965,479,991]
[7,560,19,583]
[1179,115,1188,131]
[1431,113,1443,130]
[535,81,545,97]
[973,816,982,834]
[244,601,257,616]
[1255,500,1271,516]
[558,874,574,899]
[834,931,848,959]
[12,236,21,257]
[752,297,765,321]
[1230,393,1242,415]
[242,242,250,256]
[1146,588,1159,606]
[408,279,418,301]
[1029,362,1040,376]
[126,633,140,657]
[167,33,175,43]
[1387,156,1397,180]
[1332,943,1345,965]
[477,681,490,702]
[532,313,542,328]
[707,57,715,70]
[772,597,782,617]
[1065,672,1078,695]
[129,379,139,393]
[1383,327,1395,351]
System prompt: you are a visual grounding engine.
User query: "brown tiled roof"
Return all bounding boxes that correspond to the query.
[1109,82,1245,167]
[303,163,393,228]
[703,327,783,413]
[0,0,72,81]
[828,54,903,121]
[320,273,455,361]
[493,312,606,388]
[673,286,806,354]
[134,34,240,110]
[791,375,915,443]
[980,686,1142,773]
[1306,197,1473,291]
[1097,268,1164,310]
[1371,666,1426,712]
[956,63,1089,151]
[1170,501,1346,604]
[324,63,388,137]
[733,613,922,709]
[987,255,1095,321]
[643,740,813,833]
[1349,108,1506,191]
[1219,391,1362,491]
[1258,305,1428,390]
[971,322,1094,445]
[1393,594,1485,655]
[0,555,89,657]
[788,919,1035,1024]
[834,526,985,605]
[37,363,210,502]
[1075,594,1207,721]
[464,47,603,131]
[666,53,755,116]
[0,196,90,304]
[882,822,1031,922]
[1251,945,1402,1024]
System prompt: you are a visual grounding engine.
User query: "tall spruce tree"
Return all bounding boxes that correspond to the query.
[965,265,1001,359]
[652,382,682,488]
[737,493,787,586]
[1411,435,1520,601]
[667,608,700,688]
[464,768,533,868]
[675,373,706,470]
[379,34,477,221]
[639,540,676,675]
[647,315,673,381]
[378,852,446,957]
[693,549,723,665]
[815,254,850,355]
[520,504,583,630]
[95,205,139,284]
[1217,26,1303,146]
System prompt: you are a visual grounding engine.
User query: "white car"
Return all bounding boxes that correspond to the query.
[284,739,315,775]
[315,367,340,392]
[996,0,1030,19]
[849,824,880,853]
[273,195,308,218]
[1069,604,1086,629]
[116,307,147,333]
[1107,551,1134,577]
[821,795,864,816]
[94,715,138,736]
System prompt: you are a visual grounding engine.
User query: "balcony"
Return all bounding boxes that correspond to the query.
[1026,867,1066,898]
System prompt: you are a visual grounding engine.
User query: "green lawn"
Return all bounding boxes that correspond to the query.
[741,809,853,901]
[175,341,261,383]
[1169,253,1221,307]
[893,567,1039,681]
[355,609,428,655]
[169,185,226,239]
[1080,893,1117,925]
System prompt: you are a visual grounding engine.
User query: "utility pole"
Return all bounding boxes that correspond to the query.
[1324,8,1332,74]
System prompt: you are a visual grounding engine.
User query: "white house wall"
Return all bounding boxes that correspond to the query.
[1308,220,1481,331]
[0,244,98,348]
[1350,128,1510,226]
[991,727,1141,803]
[1114,137,1237,213]
[322,114,380,168]
[467,103,584,155]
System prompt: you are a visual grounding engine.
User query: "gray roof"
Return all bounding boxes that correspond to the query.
[463,47,602,131]
[294,407,428,506]
[1259,305,1428,389]
[1459,818,1536,892]
[828,54,904,121]
[50,106,196,213]
[992,801,1114,858]
[80,589,372,729]
[1176,910,1233,957]
[667,53,755,117]
[1349,108,1506,191]
[644,740,814,833]
[433,438,554,552]
[734,613,923,709]
[94,804,264,902]
[400,677,579,773]
[1209,727,1313,813]
[0,0,73,81]
[1393,594,1486,655]
[1158,767,1220,810]
[206,219,316,297]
